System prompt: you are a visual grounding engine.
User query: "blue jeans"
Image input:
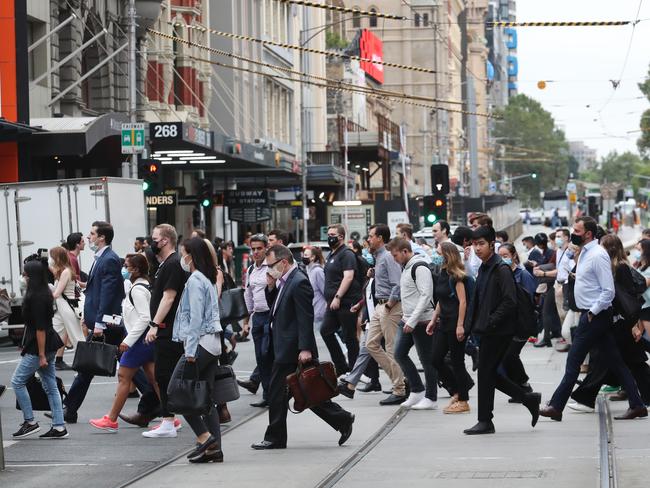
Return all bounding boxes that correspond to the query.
[12,352,64,426]
[550,309,644,411]
[394,322,437,400]
[249,311,272,400]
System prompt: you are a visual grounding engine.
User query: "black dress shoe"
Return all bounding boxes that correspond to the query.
[357,381,381,393]
[250,400,269,408]
[382,389,392,395]
[237,379,260,395]
[379,393,407,406]
[251,440,286,450]
[463,420,495,435]
[539,404,563,421]
[118,412,153,427]
[614,406,648,420]
[187,435,218,461]
[337,382,355,399]
[522,392,542,427]
[338,414,355,446]
[189,449,224,463]
[534,340,552,348]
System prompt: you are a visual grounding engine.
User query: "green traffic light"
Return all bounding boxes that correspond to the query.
[201,198,211,208]
[426,214,437,224]
[142,181,150,191]
[531,173,537,179]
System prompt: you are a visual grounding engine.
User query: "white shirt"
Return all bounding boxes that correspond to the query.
[574,240,615,315]
[555,246,575,284]
[121,278,151,347]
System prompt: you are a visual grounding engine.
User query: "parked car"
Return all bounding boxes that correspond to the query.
[520,208,543,225]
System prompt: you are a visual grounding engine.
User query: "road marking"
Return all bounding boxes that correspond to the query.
[0,359,20,364]
[7,463,100,467]
[3,441,18,448]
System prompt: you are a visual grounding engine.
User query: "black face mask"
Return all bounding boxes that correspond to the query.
[327,235,340,248]
[150,240,162,255]
[301,257,311,266]
[570,233,584,246]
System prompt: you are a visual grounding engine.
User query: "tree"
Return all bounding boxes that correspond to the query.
[493,94,570,205]
[585,151,647,193]
[639,66,650,158]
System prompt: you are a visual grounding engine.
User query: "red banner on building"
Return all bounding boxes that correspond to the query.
[359,29,384,85]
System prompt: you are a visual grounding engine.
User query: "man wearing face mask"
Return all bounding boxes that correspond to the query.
[120,224,188,436]
[252,245,355,449]
[321,224,362,376]
[540,217,647,422]
[60,221,125,423]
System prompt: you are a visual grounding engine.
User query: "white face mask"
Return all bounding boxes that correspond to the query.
[180,255,192,273]
[48,258,55,268]
[267,262,283,280]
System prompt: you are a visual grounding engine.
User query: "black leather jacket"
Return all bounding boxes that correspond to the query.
[464,253,517,336]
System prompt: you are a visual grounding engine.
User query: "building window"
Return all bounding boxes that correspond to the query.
[414,13,420,27]
[264,79,292,145]
[423,13,429,26]
[369,7,378,27]
[352,8,361,28]
[264,0,290,43]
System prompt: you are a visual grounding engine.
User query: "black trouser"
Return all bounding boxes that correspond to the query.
[549,310,644,411]
[477,334,530,422]
[500,339,530,387]
[64,326,124,413]
[154,337,185,417]
[174,347,221,444]
[321,307,360,375]
[541,287,561,341]
[571,321,650,407]
[264,361,352,447]
[431,327,473,402]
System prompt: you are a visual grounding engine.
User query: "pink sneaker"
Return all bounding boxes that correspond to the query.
[150,418,182,431]
[89,416,118,433]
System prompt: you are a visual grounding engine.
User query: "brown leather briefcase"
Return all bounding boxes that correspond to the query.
[286,360,339,413]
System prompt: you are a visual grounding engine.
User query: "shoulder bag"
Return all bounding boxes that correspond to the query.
[286,360,338,413]
[15,375,67,411]
[167,356,210,416]
[219,288,249,322]
[72,337,118,377]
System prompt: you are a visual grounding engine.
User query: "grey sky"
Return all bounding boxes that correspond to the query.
[517,0,650,158]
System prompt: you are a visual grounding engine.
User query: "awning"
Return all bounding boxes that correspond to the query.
[0,118,43,142]
[29,113,128,156]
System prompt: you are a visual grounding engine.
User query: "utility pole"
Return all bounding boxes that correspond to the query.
[128,0,138,179]
[344,116,349,228]
[467,73,480,198]
[300,12,309,243]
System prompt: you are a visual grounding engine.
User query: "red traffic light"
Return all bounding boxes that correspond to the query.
[149,163,159,173]
[434,199,444,207]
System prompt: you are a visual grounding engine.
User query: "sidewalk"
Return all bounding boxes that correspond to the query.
[132,345,615,488]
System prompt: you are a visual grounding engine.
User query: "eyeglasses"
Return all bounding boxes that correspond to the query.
[266,259,282,267]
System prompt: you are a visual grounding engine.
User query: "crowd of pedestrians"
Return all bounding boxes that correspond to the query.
[7,210,650,464]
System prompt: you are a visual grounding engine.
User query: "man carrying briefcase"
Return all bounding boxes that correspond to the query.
[251,245,355,450]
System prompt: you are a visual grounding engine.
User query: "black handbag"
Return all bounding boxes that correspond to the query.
[15,375,67,411]
[72,338,118,377]
[213,364,240,404]
[219,288,249,322]
[167,357,211,416]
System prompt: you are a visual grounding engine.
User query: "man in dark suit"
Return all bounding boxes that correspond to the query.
[62,221,125,422]
[251,245,355,450]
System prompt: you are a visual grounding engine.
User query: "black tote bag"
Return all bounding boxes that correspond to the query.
[167,357,211,416]
[219,288,249,322]
[72,338,118,377]
[15,375,67,411]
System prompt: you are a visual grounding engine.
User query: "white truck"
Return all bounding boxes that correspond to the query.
[0,177,146,310]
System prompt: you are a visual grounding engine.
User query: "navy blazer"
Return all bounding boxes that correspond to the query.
[84,246,125,327]
[267,267,319,364]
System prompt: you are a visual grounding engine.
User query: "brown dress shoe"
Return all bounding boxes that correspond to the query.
[613,406,648,420]
[539,405,563,421]
[218,404,232,424]
[119,412,154,427]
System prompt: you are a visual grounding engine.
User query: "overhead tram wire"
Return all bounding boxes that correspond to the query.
[488,20,632,27]
[278,0,407,21]
[180,24,439,75]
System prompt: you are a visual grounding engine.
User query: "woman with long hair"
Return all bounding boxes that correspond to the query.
[303,246,327,330]
[49,246,84,370]
[172,237,224,463]
[637,239,650,335]
[11,260,67,439]
[89,253,160,432]
[569,234,650,409]
[428,241,474,414]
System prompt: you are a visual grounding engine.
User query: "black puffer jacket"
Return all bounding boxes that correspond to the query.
[464,253,517,336]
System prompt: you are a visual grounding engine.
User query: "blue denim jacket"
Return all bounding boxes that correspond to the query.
[172,270,222,357]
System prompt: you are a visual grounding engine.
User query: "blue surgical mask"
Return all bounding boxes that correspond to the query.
[632,249,642,261]
[121,268,131,280]
[362,249,375,266]
[555,238,564,248]
[431,253,444,266]
[502,257,513,266]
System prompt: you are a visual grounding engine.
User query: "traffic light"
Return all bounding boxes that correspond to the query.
[138,159,162,194]
[197,179,212,208]
[423,195,447,225]
[430,164,450,194]
[531,173,537,179]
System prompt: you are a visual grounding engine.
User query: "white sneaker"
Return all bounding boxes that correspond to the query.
[567,401,595,413]
[410,397,439,410]
[142,422,177,438]
[401,391,425,408]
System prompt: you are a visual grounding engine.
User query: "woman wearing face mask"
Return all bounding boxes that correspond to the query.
[498,243,537,398]
[49,246,84,371]
[636,239,650,336]
[171,237,224,463]
[89,253,159,432]
[303,246,327,330]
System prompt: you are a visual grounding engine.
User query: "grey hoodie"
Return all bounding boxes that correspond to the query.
[400,254,435,327]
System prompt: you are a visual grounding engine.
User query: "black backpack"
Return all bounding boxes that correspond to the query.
[514,281,538,339]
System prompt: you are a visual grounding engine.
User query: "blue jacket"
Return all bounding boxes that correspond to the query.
[173,270,222,357]
[84,246,125,328]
